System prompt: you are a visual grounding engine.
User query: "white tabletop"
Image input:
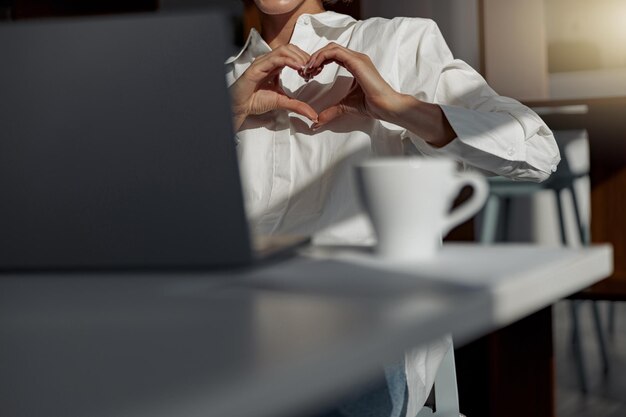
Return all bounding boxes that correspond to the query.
[0,244,612,417]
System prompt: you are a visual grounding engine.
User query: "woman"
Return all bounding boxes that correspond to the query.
[226,0,560,415]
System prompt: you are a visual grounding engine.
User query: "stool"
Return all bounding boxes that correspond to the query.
[417,345,461,417]
[479,132,610,393]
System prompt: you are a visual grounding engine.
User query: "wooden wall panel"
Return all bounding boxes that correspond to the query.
[587,101,626,299]
[455,308,555,417]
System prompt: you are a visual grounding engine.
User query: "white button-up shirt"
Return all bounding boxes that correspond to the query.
[226,15,560,414]
[226,11,560,245]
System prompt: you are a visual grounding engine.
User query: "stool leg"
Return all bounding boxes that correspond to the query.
[501,196,512,241]
[568,184,588,246]
[608,302,616,338]
[480,195,500,244]
[591,301,610,375]
[570,301,589,394]
[432,345,460,417]
[557,189,589,393]
[554,189,568,245]
[569,183,610,375]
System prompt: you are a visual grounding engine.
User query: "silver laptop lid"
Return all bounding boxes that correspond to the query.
[0,12,253,269]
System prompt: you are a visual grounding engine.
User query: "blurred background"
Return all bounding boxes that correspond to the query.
[1,0,624,101]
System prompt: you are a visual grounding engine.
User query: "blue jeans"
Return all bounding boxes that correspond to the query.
[319,362,407,417]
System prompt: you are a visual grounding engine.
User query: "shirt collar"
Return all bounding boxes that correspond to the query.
[306,10,357,28]
[225,11,356,65]
[225,27,269,65]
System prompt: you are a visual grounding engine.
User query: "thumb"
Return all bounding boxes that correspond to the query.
[313,84,365,130]
[276,94,319,123]
[313,104,348,130]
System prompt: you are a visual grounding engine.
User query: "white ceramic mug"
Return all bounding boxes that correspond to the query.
[355,157,488,261]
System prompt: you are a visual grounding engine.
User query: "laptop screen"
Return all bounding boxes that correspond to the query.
[0,13,253,270]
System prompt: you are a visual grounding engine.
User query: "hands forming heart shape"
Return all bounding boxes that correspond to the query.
[229,42,402,132]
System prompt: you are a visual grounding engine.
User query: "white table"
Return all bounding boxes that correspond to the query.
[0,244,612,417]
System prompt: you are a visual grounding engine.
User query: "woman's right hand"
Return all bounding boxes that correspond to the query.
[229,44,319,131]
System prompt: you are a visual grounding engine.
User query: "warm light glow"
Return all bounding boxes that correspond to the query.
[544,0,626,99]
[545,0,626,72]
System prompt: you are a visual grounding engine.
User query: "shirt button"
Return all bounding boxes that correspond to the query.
[507,147,516,157]
[551,164,558,172]
[301,16,310,25]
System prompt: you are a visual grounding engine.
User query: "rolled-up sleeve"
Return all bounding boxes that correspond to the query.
[398,20,560,182]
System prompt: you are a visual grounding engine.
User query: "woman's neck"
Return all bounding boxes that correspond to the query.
[260,0,325,49]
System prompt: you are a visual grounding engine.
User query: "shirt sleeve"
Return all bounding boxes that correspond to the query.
[397,19,560,182]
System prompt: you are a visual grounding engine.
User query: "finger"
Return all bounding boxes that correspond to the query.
[283,44,311,66]
[276,95,319,123]
[306,43,351,70]
[260,45,309,73]
[314,104,347,128]
[305,42,341,67]
[302,65,322,81]
[277,44,311,68]
[256,44,307,62]
[278,46,309,68]
[253,55,306,79]
[308,46,360,76]
[280,45,314,80]
[312,48,391,99]
[311,66,323,77]
[302,44,331,75]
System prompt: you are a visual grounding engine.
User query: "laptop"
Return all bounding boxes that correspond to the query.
[0,12,305,270]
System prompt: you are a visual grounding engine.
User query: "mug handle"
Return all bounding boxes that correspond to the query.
[442,173,489,235]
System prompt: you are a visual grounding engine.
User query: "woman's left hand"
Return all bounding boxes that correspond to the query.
[303,42,402,128]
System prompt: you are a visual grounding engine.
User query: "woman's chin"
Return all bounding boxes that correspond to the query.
[254,0,306,15]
